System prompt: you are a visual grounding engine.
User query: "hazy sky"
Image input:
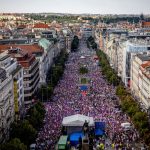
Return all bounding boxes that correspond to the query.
[0,0,150,14]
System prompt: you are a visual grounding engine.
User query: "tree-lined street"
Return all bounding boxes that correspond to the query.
[35,39,143,149]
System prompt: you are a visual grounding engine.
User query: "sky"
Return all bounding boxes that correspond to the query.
[0,0,150,14]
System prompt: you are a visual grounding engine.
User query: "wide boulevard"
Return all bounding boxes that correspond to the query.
[36,40,141,150]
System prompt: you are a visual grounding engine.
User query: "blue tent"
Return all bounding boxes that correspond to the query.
[95,122,105,136]
[79,85,88,91]
[95,122,105,130]
[95,129,104,136]
[70,132,83,146]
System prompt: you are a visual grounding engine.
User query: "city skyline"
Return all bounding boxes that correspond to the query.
[0,0,150,14]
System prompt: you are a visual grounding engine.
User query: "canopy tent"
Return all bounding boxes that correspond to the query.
[62,114,94,127]
[95,129,104,136]
[121,122,131,128]
[70,132,83,146]
[80,56,85,59]
[58,136,68,150]
[95,122,105,130]
[95,122,105,136]
[121,122,131,127]
[81,91,87,97]
[79,85,88,91]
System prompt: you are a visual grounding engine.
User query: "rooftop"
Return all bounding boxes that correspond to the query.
[0,44,44,55]
[38,38,52,50]
[34,23,49,29]
[0,39,29,45]
[141,61,150,67]
[6,48,36,68]
[138,54,150,61]
[0,54,10,61]
[11,65,22,76]
[142,21,150,26]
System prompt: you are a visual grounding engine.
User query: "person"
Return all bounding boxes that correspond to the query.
[67,141,71,150]
[112,143,115,149]
[79,136,82,150]
[83,120,89,137]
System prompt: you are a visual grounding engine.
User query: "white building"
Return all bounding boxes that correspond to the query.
[130,53,150,111]
[38,38,61,85]
[0,68,14,143]
[122,39,150,86]
[80,24,94,40]
[62,28,73,52]
[0,52,24,119]
[105,30,127,76]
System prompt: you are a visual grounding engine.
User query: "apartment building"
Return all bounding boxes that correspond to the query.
[0,52,24,119]
[139,61,150,111]
[130,53,150,111]
[0,68,14,143]
[0,38,62,88]
[62,28,73,52]
[104,30,127,75]
[7,48,40,105]
[122,38,150,86]
[38,38,55,84]
[81,24,94,40]
[102,29,150,87]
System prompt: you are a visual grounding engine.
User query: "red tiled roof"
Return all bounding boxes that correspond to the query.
[0,44,44,54]
[34,23,49,29]
[17,24,26,29]
[142,21,150,26]
[140,61,150,79]
[141,61,150,68]
[4,48,36,68]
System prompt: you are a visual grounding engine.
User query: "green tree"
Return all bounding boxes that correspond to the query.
[26,102,45,130]
[79,67,88,74]
[11,120,37,146]
[0,138,27,150]
[116,85,127,96]
[71,35,79,51]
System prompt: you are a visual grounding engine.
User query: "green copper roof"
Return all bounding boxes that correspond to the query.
[38,38,52,50]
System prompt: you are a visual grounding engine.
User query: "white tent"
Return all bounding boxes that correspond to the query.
[121,122,131,127]
[80,56,85,59]
[62,114,94,127]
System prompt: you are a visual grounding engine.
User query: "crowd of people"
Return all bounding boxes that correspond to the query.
[36,40,140,150]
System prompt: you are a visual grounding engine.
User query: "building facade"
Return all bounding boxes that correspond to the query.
[0,52,24,119]
[7,48,40,105]
[0,68,14,143]
[130,53,150,111]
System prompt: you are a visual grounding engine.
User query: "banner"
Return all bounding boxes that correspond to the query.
[14,80,19,113]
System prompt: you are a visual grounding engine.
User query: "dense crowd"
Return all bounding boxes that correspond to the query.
[36,41,140,150]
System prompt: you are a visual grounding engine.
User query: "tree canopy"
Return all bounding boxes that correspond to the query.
[0,138,27,150]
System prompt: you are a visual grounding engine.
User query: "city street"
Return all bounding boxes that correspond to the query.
[0,2,150,150]
[36,40,141,150]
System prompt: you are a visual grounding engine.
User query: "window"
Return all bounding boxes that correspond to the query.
[148,47,150,50]
[1,109,3,116]
[20,71,22,78]
[20,88,23,95]
[20,80,23,87]
[24,70,28,75]
[24,83,29,88]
